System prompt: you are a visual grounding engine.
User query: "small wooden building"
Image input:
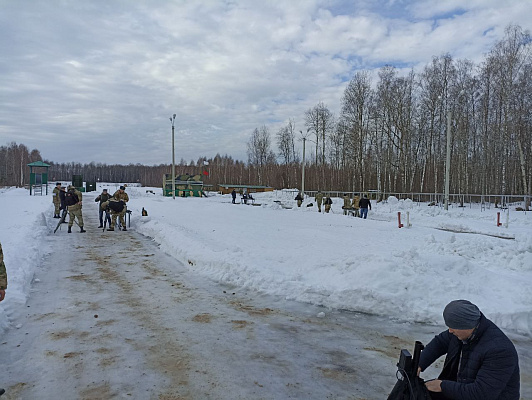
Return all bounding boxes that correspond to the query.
[163,173,204,197]
[218,184,274,195]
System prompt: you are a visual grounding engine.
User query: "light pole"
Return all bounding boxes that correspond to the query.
[170,114,176,200]
[444,110,451,210]
[299,128,311,199]
[444,90,467,210]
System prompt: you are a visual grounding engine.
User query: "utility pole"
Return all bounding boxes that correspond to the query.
[301,137,306,198]
[444,110,451,210]
[170,114,176,200]
[299,128,310,199]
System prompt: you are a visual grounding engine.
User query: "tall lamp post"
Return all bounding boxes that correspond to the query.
[444,90,467,210]
[444,110,451,210]
[299,128,311,199]
[170,114,176,200]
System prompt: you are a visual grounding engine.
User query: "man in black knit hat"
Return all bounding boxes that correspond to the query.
[418,300,520,399]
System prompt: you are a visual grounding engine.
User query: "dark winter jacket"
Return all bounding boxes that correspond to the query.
[419,314,520,400]
[59,189,66,209]
[359,197,371,209]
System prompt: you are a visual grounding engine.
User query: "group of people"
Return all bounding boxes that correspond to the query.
[96,186,129,231]
[231,189,254,204]
[52,183,129,232]
[311,191,372,218]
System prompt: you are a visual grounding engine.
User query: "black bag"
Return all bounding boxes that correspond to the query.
[108,200,125,212]
[387,376,431,400]
[65,191,79,206]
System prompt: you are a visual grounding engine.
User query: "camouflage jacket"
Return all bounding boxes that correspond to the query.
[315,193,324,204]
[352,196,360,209]
[68,189,83,211]
[52,186,61,204]
[342,196,351,208]
[113,190,129,203]
[0,242,7,290]
[95,192,111,204]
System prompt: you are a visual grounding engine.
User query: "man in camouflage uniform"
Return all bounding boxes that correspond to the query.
[342,193,351,215]
[52,182,61,218]
[315,191,324,212]
[324,196,333,213]
[351,194,360,217]
[107,185,129,231]
[0,242,7,302]
[65,185,86,233]
[95,188,112,228]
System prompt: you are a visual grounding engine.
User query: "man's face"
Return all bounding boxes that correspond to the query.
[448,327,475,341]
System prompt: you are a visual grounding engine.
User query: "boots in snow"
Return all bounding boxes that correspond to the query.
[107,227,114,231]
[68,226,72,233]
[80,226,86,233]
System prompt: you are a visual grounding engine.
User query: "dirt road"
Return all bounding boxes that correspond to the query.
[1,211,530,399]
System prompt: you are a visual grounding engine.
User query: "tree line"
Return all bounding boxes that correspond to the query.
[250,25,531,198]
[1,25,530,199]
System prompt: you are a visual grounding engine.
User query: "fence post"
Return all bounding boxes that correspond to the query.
[397,212,403,228]
[497,212,502,227]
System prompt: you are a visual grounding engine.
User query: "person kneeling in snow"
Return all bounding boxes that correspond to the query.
[418,300,520,399]
[0,242,7,302]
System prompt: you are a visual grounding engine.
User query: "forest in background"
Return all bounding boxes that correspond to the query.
[1,26,530,199]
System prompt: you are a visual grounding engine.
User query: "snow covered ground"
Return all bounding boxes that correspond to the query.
[1,183,531,339]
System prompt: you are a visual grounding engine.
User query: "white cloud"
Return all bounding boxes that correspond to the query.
[0,0,530,164]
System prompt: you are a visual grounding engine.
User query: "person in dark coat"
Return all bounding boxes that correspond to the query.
[231,189,237,204]
[359,194,371,219]
[419,300,520,399]
[59,186,67,211]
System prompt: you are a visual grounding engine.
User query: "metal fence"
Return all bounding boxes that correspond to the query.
[299,190,531,211]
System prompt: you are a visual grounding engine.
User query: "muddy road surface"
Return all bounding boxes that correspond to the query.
[2,212,530,399]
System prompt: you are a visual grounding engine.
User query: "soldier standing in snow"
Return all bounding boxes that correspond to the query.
[351,194,360,217]
[324,196,333,213]
[65,185,85,233]
[342,193,351,215]
[52,182,61,218]
[95,189,111,228]
[315,191,324,212]
[0,242,7,302]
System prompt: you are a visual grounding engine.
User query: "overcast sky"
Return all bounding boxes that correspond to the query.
[1,0,530,165]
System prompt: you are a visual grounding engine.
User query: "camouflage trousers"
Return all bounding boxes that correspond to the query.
[68,208,84,227]
[110,210,126,229]
[325,205,331,213]
[54,201,61,215]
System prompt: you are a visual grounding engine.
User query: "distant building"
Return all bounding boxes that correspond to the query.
[163,174,204,197]
[218,184,274,195]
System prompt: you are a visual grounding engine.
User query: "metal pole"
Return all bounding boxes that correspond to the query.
[444,110,451,210]
[171,114,176,200]
[301,137,306,199]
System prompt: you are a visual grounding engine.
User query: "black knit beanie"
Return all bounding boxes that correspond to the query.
[443,300,481,329]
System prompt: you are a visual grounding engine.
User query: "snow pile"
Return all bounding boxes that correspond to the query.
[1,185,531,337]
